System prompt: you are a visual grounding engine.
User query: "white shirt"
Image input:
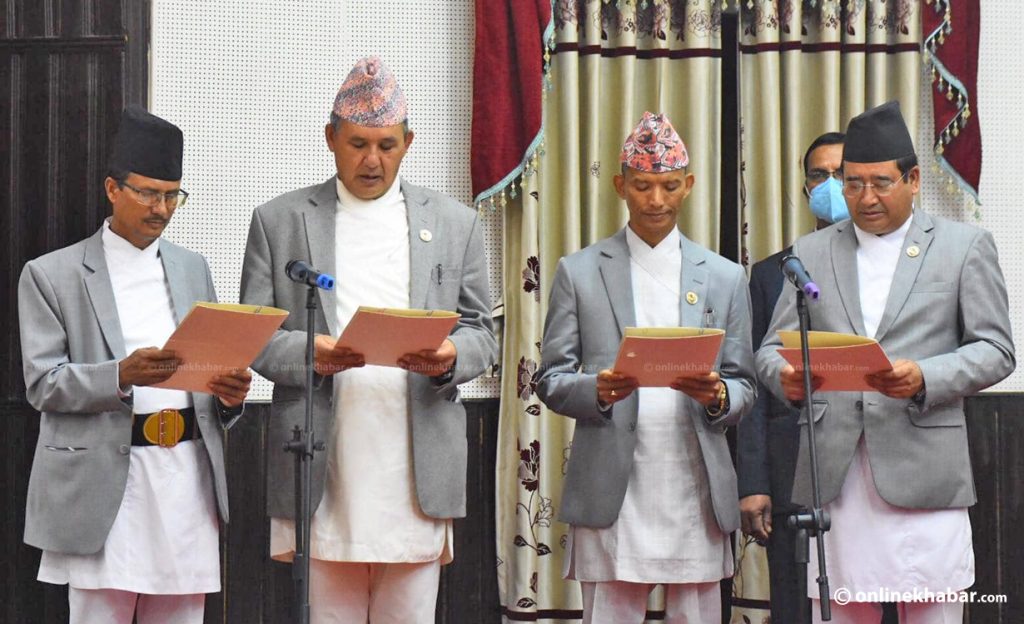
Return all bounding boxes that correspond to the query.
[37,222,219,594]
[809,212,974,597]
[853,214,913,339]
[270,177,451,564]
[566,226,732,584]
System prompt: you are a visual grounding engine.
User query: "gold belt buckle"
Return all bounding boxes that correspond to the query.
[143,409,185,447]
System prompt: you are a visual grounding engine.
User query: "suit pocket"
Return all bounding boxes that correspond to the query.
[796,399,828,426]
[432,264,463,285]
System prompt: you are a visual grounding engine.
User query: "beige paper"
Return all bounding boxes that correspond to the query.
[776,330,893,391]
[154,302,289,393]
[613,327,726,387]
[336,306,460,367]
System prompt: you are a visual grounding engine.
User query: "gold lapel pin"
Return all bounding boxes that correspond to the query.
[906,245,920,258]
[420,229,433,243]
[686,291,699,305]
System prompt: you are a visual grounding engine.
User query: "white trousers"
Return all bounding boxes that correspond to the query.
[579,580,720,624]
[811,598,964,623]
[68,587,204,624]
[309,557,441,624]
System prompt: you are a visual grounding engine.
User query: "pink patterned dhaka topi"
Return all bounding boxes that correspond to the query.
[619,111,689,172]
[332,56,408,128]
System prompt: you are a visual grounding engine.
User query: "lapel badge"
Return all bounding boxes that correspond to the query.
[420,229,433,243]
[906,245,920,258]
[685,291,699,305]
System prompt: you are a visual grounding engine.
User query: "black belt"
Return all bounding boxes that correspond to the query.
[131,407,200,447]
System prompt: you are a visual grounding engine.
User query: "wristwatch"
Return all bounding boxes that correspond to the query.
[705,381,729,419]
[431,364,456,386]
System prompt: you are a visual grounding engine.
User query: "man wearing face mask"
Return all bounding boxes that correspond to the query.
[736,132,845,624]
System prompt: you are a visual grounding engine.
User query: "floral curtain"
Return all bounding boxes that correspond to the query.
[496,1,726,621]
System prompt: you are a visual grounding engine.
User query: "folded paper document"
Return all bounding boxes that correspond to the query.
[776,330,893,391]
[336,307,460,367]
[154,302,289,393]
[613,327,725,387]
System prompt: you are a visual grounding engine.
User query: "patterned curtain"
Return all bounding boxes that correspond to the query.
[921,0,982,208]
[734,2,920,622]
[496,1,726,621]
[740,0,921,267]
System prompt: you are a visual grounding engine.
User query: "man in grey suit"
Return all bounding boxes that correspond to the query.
[18,106,251,623]
[757,100,1015,623]
[240,57,495,622]
[537,112,755,623]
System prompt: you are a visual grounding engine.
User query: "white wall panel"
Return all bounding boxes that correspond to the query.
[150,1,500,399]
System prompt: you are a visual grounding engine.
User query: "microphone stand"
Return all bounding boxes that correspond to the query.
[787,288,832,622]
[283,284,325,624]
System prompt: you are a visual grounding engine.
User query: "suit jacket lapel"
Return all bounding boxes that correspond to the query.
[82,227,127,359]
[405,180,438,310]
[159,240,194,324]
[679,236,709,328]
[303,179,339,334]
[873,212,934,342]
[830,222,867,336]
[598,229,636,338]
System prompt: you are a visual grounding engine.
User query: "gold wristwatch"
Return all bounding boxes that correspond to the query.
[705,381,729,419]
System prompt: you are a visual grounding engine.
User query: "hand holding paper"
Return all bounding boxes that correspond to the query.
[398,338,457,377]
[119,347,181,388]
[779,364,824,402]
[864,358,924,399]
[208,368,253,407]
[670,370,724,407]
[597,368,639,406]
[153,303,288,393]
[335,307,460,368]
[316,335,365,375]
[776,330,893,393]
[612,327,725,387]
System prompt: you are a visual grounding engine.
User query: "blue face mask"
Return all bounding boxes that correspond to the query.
[808,176,850,224]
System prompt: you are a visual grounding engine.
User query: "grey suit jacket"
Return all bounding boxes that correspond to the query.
[18,226,232,555]
[536,228,756,533]
[756,211,1015,509]
[240,177,496,520]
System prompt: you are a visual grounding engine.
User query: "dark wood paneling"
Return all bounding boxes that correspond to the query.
[1,0,147,403]
[220,402,271,624]
[0,401,70,624]
[437,399,502,623]
[1,1,148,623]
[965,395,1024,624]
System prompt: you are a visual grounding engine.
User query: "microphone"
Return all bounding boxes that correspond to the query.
[780,254,820,300]
[285,260,335,290]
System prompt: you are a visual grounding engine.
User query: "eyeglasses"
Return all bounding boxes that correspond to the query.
[805,169,842,185]
[842,172,908,197]
[119,181,190,208]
